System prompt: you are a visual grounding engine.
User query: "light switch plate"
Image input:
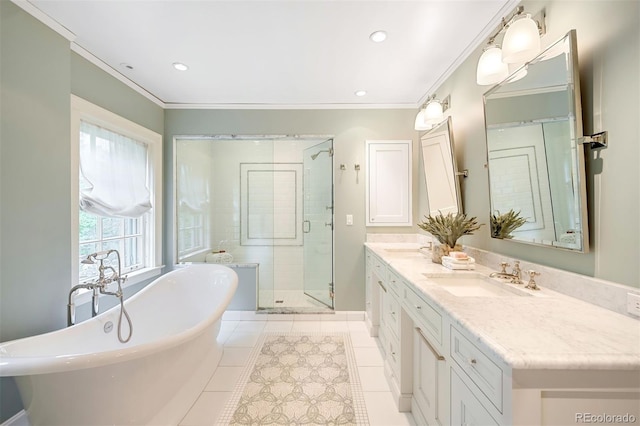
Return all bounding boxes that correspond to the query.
[627,293,640,317]
[346,214,353,226]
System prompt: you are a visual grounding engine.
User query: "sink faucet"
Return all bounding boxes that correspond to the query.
[489,260,524,284]
[419,242,433,251]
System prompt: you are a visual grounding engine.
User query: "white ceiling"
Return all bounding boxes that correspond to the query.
[27,0,516,108]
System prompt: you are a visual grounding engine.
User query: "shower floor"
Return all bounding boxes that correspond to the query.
[258,290,331,310]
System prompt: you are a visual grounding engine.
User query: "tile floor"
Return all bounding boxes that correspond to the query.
[178,314,416,426]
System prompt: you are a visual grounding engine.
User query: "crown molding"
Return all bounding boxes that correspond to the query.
[164,102,418,110]
[71,44,165,108]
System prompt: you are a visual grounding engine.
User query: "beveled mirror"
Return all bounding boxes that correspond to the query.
[420,117,463,215]
[483,30,589,252]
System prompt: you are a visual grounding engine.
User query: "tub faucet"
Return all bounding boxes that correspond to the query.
[69,249,133,343]
[68,250,124,325]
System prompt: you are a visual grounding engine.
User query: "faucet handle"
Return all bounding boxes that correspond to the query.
[525,270,541,290]
[512,260,521,272]
[499,262,510,274]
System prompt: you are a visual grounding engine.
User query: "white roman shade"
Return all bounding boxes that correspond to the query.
[79,121,151,217]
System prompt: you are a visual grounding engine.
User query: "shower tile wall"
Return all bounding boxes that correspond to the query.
[180,138,319,304]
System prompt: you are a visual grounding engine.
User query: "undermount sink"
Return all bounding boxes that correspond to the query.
[384,248,420,253]
[423,273,532,298]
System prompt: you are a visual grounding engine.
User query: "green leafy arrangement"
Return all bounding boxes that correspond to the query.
[417,212,483,248]
[490,209,527,239]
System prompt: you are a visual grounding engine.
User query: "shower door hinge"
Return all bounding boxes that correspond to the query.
[329,282,334,299]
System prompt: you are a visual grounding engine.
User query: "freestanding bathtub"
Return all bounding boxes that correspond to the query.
[0,264,238,425]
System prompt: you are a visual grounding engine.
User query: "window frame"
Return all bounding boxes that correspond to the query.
[71,95,163,297]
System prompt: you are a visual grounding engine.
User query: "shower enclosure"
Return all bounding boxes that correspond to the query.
[174,136,334,311]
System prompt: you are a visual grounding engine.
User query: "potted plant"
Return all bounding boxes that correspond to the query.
[417,211,483,263]
[490,209,527,239]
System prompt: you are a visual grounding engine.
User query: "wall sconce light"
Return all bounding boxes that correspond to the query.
[501,14,541,64]
[476,44,508,85]
[414,95,450,131]
[476,6,545,86]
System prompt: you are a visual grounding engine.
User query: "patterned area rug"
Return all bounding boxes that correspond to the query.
[217,332,369,425]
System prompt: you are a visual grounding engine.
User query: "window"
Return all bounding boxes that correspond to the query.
[71,96,162,289]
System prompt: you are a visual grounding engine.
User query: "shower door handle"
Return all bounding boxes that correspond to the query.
[303,220,311,233]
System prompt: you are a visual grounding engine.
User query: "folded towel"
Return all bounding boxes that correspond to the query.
[442,259,476,270]
[441,255,475,265]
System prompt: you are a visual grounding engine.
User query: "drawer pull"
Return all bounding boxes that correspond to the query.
[415,305,422,310]
[416,327,445,361]
[469,358,477,365]
[378,281,387,293]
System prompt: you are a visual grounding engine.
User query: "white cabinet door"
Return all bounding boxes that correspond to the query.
[451,369,499,426]
[413,327,448,426]
[366,140,412,226]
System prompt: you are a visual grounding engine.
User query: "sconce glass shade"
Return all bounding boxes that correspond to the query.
[476,45,509,86]
[414,109,431,131]
[424,99,444,125]
[501,14,540,64]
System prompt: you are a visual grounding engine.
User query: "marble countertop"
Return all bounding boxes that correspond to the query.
[365,242,640,371]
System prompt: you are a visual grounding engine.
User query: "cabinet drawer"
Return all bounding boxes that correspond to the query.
[387,268,403,299]
[386,332,401,378]
[450,326,503,412]
[371,255,388,283]
[404,286,442,345]
[385,294,401,340]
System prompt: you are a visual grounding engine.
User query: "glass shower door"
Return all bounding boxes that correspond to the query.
[303,139,334,309]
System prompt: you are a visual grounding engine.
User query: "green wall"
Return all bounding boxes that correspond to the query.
[0,2,163,421]
[164,109,418,311]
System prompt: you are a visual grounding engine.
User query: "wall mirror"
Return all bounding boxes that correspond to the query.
[420,117,463,215]
[483,30,589,252]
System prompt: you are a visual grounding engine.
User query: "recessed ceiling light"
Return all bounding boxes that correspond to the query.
[355,90,367,97]
[369,30,387,43]
[172,62,189,71]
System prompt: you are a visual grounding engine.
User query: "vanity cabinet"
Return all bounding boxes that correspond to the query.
[404,285,450,426]
[365,140,412,226]
[365,248,412,410]
[365,249,387,336]
[364,244,640,426]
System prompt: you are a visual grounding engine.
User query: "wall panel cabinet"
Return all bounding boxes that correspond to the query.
[365,140,412,226]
